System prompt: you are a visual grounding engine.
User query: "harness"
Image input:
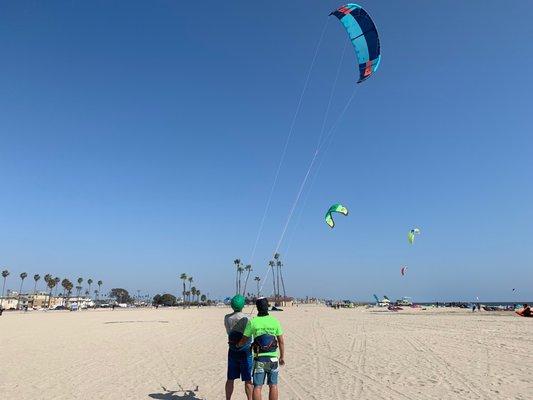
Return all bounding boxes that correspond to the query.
[252,334,278,356]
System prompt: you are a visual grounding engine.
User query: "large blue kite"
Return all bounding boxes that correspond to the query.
[330,4,381,83]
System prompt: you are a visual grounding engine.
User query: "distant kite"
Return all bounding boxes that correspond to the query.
[325,204,349,228]
[408,228,421,244]
[401,266,408,276]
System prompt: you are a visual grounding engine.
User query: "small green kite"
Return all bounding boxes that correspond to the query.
[325,204,349,228]
[408,228,420,244]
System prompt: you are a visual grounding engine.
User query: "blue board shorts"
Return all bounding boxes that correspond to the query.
[253,356,279,386]
[227,349,253,381]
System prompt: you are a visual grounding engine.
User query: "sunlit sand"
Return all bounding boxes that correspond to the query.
[1,305,531,399]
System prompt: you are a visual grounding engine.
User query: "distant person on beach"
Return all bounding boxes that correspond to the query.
[472,304,476,312]
[516,303,531,317]
[224,295,253,400]
[0,306,3,316]
[238,297,285,400]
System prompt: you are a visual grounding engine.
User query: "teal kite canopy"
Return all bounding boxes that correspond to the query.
[325,204,349,228]
[330,3,381,83]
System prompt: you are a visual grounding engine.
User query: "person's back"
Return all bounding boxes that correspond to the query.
[224,295,253,400]
[225,311,252,351]
[246,314,282,358]
[240,297,285,400]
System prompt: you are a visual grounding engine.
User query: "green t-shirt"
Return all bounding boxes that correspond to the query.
[243,315,283,357]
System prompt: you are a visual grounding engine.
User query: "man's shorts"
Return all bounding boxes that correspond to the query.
[227,349,253,381]
[253,356,279,386]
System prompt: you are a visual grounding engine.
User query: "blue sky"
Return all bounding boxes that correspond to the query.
[1,1,532,301]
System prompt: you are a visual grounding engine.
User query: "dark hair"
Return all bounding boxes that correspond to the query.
[256,297,270,316]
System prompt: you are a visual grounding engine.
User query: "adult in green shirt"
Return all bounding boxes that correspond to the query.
[238,297,285,400]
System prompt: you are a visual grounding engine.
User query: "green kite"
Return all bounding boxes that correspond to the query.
[325,204,349,228]
[408,228,420,244]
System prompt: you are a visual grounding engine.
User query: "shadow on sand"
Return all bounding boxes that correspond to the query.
[148,390,202,400]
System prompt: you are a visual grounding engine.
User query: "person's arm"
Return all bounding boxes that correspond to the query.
[277,334,285,365]
[236,319,253,347]
[236,335,250,347]
[224,316,232,335]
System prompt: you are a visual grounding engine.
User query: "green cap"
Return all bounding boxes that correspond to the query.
[231,294,245,311]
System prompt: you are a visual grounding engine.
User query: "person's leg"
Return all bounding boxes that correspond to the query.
[252,385,263,400]
[244,381,253,400]
[226,350,240,400]
[266,360,279,400]
[268,384,278,400]
[225,380,235,400]
[252,359,267,400]
[241,351,254,400]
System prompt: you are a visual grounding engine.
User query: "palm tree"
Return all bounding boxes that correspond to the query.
[254,276,261,297]
[268,261,276,301]
[87,279,93,297]
[76,278,83,308]
[61,279,69,296]
[76,285,82,308]
[191,287,197,303]
[277,261,286,300]
[243,264,252,296]
[54,277,60,296]
[1,269,10,308]
[97,280,103,300]
[276,261,282,300]
[47,278,57,308]
[187,277,193,302]
[233,259,241,294]
[179,273,187,303]
[200,294,207,303]
[94,289,98,300]
[185,291,190,303]
[273,253,281,303]
[17,272,28,309]
[62,279,72,306]
[196,289,201,303]
[33,274,41,294]
[43,274,51,305]
[237,265,244,294]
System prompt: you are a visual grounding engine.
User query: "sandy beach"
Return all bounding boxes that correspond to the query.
[1,305,531,400]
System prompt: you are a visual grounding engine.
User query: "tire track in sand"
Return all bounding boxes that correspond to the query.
[405,336,491,399]
[287,316,390,400]
[314,317,343,400]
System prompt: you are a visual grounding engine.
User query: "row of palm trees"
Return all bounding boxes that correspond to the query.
[233,253,286,300]
[233,259,253,295]
[270,253,287,302]
[1,269,103,309]
[178,273,206,304]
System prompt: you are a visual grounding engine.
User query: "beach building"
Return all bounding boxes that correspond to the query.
[49,296,66,309]
[0,296,19,310]
[0,293,88,310]
[267,296,294,307]
[65,296,94,309]
[27,292,51,309]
